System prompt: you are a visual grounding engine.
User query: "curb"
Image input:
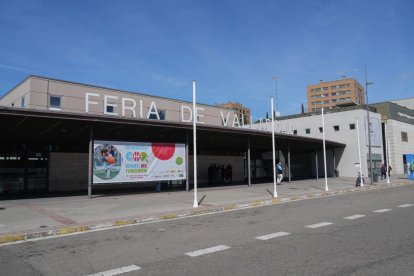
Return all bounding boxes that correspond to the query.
[0,181,410,245]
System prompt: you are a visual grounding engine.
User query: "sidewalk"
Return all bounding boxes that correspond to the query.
[0,176,411,245]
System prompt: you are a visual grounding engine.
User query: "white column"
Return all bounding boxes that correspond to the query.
[356,118,364,187]
[385,123,391,184]
[192,80,198,208]
[271,97,277,198]
[247,137,251,187]
[321,108,328,191]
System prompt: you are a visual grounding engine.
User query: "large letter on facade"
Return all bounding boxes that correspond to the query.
[196,107,205,124]
[181,105,192,122]
[147,101,160,119]
[122,98,136,117]
[221,111,230,126]
[85,93,99,113]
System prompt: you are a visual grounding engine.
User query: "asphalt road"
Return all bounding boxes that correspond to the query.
[1,185,414,276]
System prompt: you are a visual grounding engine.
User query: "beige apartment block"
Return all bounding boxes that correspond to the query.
[217,101,251,124]
[307,78,365,112]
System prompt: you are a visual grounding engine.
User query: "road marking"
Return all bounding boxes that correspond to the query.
[398,204,413,208]
[306,222,333,229]
[373,209,391,213]
[256,232,290,240]
[344,214,366,220]
[185,245,230,257]
[86,264,141,276]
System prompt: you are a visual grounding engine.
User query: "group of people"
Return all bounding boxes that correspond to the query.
[208,164,232,184]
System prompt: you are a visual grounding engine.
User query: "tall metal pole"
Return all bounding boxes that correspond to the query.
[356,118,364,187]
[322,108,328,191]
[185,132,189,192]
[315,145,319,180]
[365,66,374,184]
[385,123,391,184]
[272,76,278,120]
[288,141,291,183]
[271,97,277,198]
[192,80,198,208]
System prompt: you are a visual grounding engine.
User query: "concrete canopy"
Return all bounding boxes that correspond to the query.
[0,107,344,153]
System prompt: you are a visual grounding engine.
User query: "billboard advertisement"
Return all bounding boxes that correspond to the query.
[93,140,186,184]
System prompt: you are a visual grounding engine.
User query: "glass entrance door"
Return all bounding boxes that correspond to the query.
[0,146,48,194]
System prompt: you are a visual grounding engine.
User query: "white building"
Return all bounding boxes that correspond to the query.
[253,107,383,178]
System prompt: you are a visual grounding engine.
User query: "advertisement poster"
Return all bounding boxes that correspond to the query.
[93,140,186,184]
[407,154,414,180]
[365,116,382,147]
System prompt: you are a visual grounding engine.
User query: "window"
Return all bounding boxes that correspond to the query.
[334,125,340,131]
[50,96,61,109]
[149,110,166,120]
[305,128,310,134]
[319,127,323,133]
[401,131,408,142]
[349,123,355,130]
[105,105,114,113]
[21,97,25,107]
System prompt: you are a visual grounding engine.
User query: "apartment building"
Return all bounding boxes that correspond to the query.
[217,101,251,124]
[307,78,365,112]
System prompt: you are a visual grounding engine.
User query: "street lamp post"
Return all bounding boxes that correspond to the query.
[365,66,374,184]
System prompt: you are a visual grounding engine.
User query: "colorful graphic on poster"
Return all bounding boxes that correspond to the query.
[93,140,186,184]
[407,154,414,180]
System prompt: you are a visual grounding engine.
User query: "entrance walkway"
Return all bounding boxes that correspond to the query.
[0,176,411,245]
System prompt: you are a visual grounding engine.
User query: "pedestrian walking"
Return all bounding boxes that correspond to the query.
[276,162,283,185]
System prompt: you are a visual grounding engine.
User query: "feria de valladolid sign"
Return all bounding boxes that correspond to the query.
[85,93,295,134]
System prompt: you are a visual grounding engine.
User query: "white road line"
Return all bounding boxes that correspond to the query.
[344,214,366,220]
[185,245,230,257]
[306,222,333,229]
[398,204,413,208]
[373,209,392,213]
[86,264,141,276]
[255,232,290,240]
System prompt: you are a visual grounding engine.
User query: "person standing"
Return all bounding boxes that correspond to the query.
[380,163,386,180]
[276,162,283,185]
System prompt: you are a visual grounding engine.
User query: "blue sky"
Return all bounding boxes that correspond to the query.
[0,0,413,118]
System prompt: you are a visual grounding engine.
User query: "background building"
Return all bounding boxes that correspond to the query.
[372,101,414,175]
[217,101,251,124]
[256,106,383,179]
[307,78,365,112]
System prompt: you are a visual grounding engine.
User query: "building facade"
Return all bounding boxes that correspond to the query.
[307,78,365,112]
[0,76,341,195]
[372,101,414,175]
